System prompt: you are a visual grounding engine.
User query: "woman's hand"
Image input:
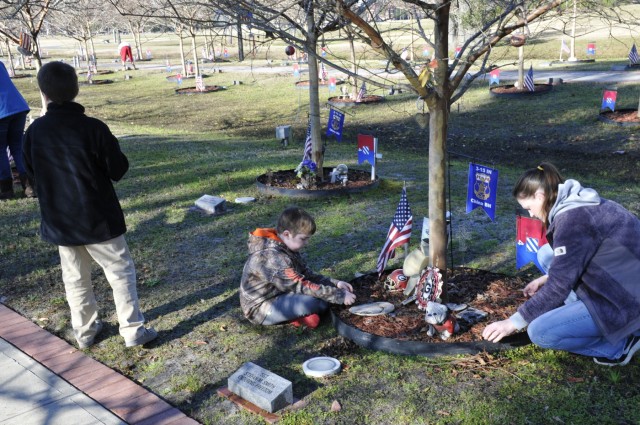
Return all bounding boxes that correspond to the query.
[336,281,354,292]
[343,291,356,305]
[482,319,517,343]
[523,275,548,297]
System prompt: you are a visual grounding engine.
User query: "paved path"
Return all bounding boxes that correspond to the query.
[0,305,199,425]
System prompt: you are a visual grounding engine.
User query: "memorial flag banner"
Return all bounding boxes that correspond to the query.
[561,39,570,54]
[516,213,548,272]
[377,188,413,276]
[454,46,461,58]
[328,76,336,92]
[293,63,300,77]
[601,89,617,111]
[587,42,596,55]
[466,163,499,221]
[357,134,375,165]
[303,118,312,161]
[18,32,32,56]
[195,75,205,91]
[489,69,500,85]
[629,44,639,64]
[524,65,535,92]
[320,63,327,81]
[355,82,366,102]
[326,108,345,141]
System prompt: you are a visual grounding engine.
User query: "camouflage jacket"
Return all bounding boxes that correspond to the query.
[239,228,345,324]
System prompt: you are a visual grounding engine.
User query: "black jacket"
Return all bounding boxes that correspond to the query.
[23,102,128,246]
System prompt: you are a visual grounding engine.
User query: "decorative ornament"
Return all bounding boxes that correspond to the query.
[384,269,408,292]
[285,45,295,56]
[415,267,443,310]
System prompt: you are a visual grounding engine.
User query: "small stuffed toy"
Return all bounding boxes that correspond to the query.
[425,301,459,340]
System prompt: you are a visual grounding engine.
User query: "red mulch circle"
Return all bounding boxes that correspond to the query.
[490,84,552,95]
[327,95,384,105]
[80,79,114,85]
[600,109,640,123]
[257,168,375,190]
[175,85,224,95]
[295,80,344,87]
[332,267,528,344]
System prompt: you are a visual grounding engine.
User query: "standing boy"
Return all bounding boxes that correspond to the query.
[240,207,356,328]
[23,61,156,349]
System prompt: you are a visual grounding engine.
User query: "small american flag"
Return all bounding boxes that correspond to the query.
[195,75,205,91]
[355,82,366,102]
[524,65,535,92]
[629,44,639,64]
[320,62,327,81]
[303,117,312,161]
[377,187,413,276]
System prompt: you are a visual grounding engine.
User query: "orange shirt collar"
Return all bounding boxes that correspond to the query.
[251,228,282,242]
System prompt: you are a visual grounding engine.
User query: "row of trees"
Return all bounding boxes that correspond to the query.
[2,0,637,296]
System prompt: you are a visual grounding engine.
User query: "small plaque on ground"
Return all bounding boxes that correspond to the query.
[227,362,293,413]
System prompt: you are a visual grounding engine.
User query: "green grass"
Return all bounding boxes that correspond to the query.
[3,25,640,424]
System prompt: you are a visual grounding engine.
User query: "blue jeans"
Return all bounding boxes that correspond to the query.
[261,293,328,325]
[0,111,28,180]
[528,300,627,359]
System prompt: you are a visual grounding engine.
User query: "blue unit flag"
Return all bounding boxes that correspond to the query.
[326,108,345,141]
[466,163,499,221]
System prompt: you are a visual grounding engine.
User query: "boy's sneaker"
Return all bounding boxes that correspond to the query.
[594,335,640,366]
[77,320,104,349]
[289,314,321,329]
[125,327,158,347]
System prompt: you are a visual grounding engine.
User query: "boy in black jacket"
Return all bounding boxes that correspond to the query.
[23,61,157,349]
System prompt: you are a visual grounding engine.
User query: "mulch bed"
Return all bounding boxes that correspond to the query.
[327,95,384,105]
[332,267,528,344]
[490,84,552,95]
[257,168,375,190]
[600,109,640,124]
[175,85,224,95]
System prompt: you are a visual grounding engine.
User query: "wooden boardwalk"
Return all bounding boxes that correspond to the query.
[0,304,200,425]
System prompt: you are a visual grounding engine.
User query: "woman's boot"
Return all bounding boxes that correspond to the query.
[0,179,14,200]
[19,174,36,198]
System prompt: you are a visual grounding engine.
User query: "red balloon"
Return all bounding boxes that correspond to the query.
[285,45,295,56]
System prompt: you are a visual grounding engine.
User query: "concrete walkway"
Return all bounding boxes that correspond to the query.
[0,305,199,425]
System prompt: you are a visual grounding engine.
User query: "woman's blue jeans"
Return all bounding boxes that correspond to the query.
[0,111,28,180]
[531,244,632,359]
[527,300,626,359]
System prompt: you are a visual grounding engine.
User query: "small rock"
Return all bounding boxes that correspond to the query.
[330,400,341,412]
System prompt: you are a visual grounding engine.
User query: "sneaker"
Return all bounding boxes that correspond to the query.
[594,335,640,366]
[77,320,104,349]
[289,314,321,329]
[125,327,158,347]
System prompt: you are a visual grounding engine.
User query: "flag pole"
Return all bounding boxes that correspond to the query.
[559,40,563,61]
[372,137,377,181]
[403,181,409,258]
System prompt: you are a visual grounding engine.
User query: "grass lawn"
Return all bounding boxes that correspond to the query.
[2,26,640,424]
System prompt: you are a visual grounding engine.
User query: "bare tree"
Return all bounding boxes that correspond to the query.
[335,0,638,295]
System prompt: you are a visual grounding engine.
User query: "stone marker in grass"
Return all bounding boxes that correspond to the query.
[227,362,293,413]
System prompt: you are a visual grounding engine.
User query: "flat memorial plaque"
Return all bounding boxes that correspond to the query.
[227,362,292,413]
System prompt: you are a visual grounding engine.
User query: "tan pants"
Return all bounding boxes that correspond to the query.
[58,235,146,345]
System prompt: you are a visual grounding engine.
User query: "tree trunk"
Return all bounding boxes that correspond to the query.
[178,33,186,75]
[5,39,16,76]
[517,44,524,88]
[427,98,449,299]
[236,19,244,61]
[305,5,323,179]
[191,31,200,76]
[427,1,451,299]
[349,33,357,94]
[87,25,97,70]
